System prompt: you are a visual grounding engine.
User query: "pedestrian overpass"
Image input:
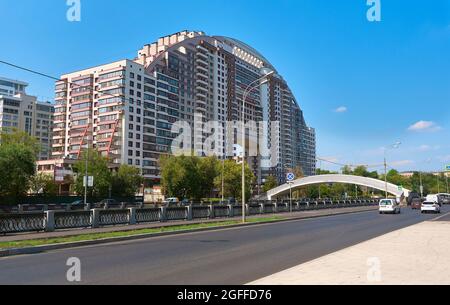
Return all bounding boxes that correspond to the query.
[266,174,410,201]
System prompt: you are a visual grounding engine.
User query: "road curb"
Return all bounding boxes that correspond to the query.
[0,207,377,258]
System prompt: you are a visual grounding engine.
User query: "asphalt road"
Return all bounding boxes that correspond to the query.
[1,206,448,285]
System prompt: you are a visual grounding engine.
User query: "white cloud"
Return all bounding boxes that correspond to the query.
[417,144,441,152]
[408,121,442,132]
[334,106,347,113]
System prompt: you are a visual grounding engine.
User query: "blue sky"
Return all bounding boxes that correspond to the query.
[0,0,449,172]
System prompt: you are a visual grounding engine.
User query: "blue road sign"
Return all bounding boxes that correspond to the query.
[446,165,450,172]
[286,173,295,182]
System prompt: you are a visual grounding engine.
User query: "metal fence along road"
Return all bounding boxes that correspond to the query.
[0,199,379,235]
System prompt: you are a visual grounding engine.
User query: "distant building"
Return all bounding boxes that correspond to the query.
[399,172,415,178]
[0,77,27,97]
[0,77,54,160]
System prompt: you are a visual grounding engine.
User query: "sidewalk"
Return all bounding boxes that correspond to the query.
[249,212,450,285]
[0,206,376,242]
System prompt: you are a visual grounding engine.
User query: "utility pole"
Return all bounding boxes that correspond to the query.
[84,145,89,206]
[384,156,388,199]
[289,182,293,213]
[419,171,424,198]
[437,174,440,194]
[445,173,450,194]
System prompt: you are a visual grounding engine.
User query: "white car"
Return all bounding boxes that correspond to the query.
[379,199,401,214]
[421,201,441,214]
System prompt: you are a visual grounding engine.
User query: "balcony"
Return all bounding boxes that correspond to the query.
[196,78,208,86]
[197,65,209,73]
[196,56,208,65]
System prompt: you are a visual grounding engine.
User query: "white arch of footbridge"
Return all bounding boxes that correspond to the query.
[266,174,410,200]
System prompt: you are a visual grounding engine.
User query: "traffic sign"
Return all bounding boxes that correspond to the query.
[286,173,295,182]
[445,165,450,172]
[83,176,94,187]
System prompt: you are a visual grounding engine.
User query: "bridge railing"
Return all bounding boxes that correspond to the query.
[0,199,379,235]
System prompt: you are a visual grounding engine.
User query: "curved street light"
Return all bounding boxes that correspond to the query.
[383,141,402,199]
[241,69,274,223]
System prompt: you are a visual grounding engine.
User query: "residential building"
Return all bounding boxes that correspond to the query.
[0,77,54,160]
[50,30,316,190]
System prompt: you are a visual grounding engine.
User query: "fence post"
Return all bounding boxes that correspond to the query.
[260,203,265,214]
[160,206,167,222]
[187,205,193,221]
[245,204,250,216]
[91,209,100,228]
[44,210,55,232]
[274,202,278,213]
[209,205,215,219]
[18,204,24,213]
[228,204,234,217]
[128,208,137,225]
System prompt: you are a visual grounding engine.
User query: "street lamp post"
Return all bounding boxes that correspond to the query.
[241,70,274,223]
[419,171,424,198]
[445,172,450,194]
[383,141,401,199]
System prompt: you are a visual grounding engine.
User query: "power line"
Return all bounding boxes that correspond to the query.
[0,59,125,101]
[0,60,60,81]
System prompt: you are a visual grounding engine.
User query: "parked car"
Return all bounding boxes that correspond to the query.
[97,199,119,209]
[163,197,180,207]
[68,200,86,210]
[421,201,441,214]
[379,199,401,214]
[180,199,191,206]
[411,198,422,210]
[228,197,236,205]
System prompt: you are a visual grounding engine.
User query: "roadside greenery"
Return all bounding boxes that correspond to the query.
[29,173,58,197]
[0,130,39,203]
[160,155,255,201]
[73,149,144,198]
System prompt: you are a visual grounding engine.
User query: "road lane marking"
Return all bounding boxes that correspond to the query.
[432,211,450,222]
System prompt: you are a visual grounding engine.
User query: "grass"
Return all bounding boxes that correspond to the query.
[0,216,285,250]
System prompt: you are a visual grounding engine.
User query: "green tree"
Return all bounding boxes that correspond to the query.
[160,155,220,200]
[160,155,186,199]
[197,156,219,199]
[0,142,36,202]
[214,160,254,201]
[353,165,370,177]
[0,129,40,154]
[263,175,278,193]
[112,165,144,197]
[29,173,58,197]
[341,165,353,175]
[73,149,112,198]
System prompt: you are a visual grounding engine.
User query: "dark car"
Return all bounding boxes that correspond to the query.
[97,199,119,209]
[180,199,191,206]
[228,197,237,205]
[411,198,422,210]
[68,200,86,210]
